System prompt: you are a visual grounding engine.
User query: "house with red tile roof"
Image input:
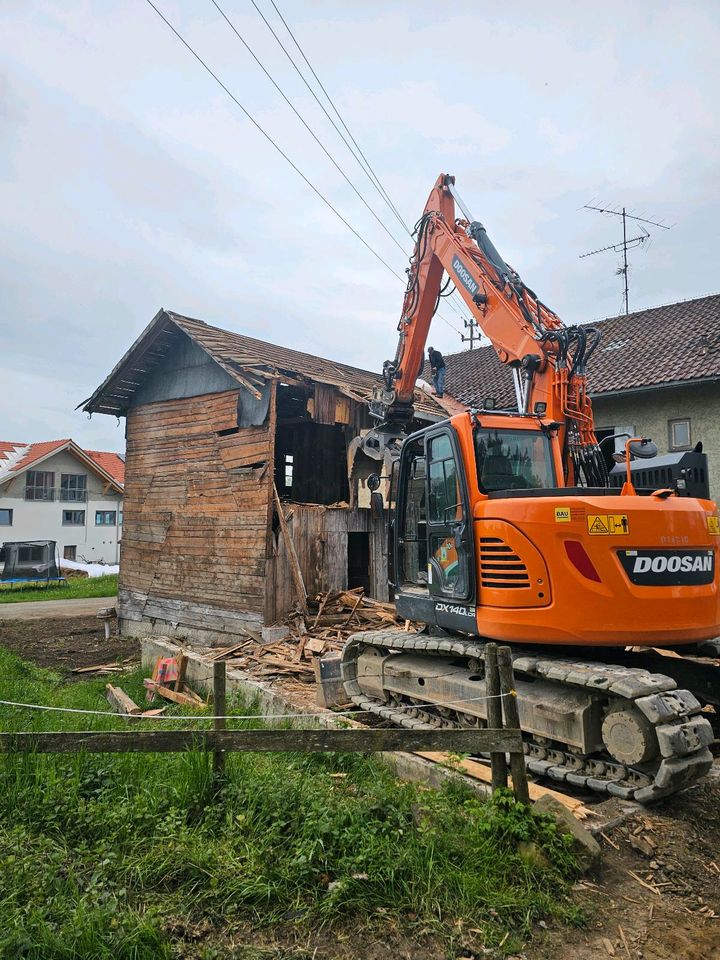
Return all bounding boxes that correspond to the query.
[424,294,720,497]
[0,439,124,564]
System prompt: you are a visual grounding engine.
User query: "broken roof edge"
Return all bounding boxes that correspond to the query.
[0,439,124,493]
[80,308,445,421]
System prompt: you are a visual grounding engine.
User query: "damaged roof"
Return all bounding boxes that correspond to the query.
[81,309,444,420]
[425,293,720,408]
[0,439,124,490]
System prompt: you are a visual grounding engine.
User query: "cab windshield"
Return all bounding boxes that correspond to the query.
[474,428,555,493]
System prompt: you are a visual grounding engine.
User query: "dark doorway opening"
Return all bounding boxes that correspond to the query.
[348,532,370,594]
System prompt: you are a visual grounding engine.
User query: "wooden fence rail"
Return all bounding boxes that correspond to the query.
[0,728,522,755]
[0,642,530,803]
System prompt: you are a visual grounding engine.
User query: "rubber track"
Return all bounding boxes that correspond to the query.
[341,630,714,803]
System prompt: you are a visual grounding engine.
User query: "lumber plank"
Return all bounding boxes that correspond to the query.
[273,482,308,614]
[142,679,205,708]
[0,728,524,755]
[415,752,589,817]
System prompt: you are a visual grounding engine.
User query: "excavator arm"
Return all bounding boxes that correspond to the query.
[360,173,607,487]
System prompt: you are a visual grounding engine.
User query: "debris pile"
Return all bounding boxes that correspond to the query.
[203,587,412,691]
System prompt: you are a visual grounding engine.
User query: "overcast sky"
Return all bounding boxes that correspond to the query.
[2,1,718,451]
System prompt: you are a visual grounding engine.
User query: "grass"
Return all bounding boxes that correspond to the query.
[0,574,118,603]
[0,647,582,959]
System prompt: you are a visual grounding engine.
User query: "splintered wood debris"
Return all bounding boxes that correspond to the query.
[202,587,411,690]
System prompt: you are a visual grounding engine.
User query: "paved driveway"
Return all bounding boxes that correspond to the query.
[0,596,115,620]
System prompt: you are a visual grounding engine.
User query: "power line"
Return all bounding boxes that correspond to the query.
[256,0,474,333]
[266,0,410,235]
[208,0,408,259]
[142,0,404,282]
[142,1,466,339]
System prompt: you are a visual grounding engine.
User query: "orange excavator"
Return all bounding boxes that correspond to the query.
[343,174,720,802]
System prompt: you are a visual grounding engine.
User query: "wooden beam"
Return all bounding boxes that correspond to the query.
[497,646,530,805]
[273,482,308,614]
[415,752,589,817]
[105,684,142,718]
[0,727,523,755]
[142,680,205,708]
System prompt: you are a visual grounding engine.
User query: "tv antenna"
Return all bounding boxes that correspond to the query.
[580,202,671,314]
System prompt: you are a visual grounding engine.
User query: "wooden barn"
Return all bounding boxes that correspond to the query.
[81,309,443,645]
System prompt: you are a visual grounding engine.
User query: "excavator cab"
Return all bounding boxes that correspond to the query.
[393,413,559,632]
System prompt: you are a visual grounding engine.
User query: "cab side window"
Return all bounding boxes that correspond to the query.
[427,433,469,598]
[429,434,461,523]
[400,438,427,587]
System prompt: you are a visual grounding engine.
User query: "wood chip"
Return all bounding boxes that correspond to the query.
[602,937,616,957]
[627,869,662,895]
[618,925,631,959]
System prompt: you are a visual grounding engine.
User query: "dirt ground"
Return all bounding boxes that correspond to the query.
[3,617,719,958]
[530,768,720,960]
[0,613,139,673]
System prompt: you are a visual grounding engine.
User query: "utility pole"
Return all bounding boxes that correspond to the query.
[580,202,671,315]
[460,316,481,349]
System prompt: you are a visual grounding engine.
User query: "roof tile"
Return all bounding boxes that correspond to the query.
[425,294,720,407]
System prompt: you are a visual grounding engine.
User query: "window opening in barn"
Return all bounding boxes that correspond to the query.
[63,545,77,561]
[284,454,294,492]
[275,384,350,505]
[347,531,371,594]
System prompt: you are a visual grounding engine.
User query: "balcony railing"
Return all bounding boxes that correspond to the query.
[24,487,55,502]
[24,488,88,502]
[59,490,88,502]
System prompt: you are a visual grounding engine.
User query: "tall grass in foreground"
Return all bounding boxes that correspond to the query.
[0,647,580,960]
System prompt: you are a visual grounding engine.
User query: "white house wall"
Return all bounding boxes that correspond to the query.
[0,449,122,563]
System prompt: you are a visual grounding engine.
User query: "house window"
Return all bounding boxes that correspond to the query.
[95,510,117,525]
[63,545,77,561]
[63,510,85,525]
[60,474,87,502]
[0,509,12,526]
[119,510,124,526]
[25,470,54,501]
[669,418,691,451]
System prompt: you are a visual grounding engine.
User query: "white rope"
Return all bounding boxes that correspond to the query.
[0,689,511,723]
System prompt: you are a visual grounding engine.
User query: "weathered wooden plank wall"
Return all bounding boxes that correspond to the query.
[119,387,274,642]
[265,504,388,623]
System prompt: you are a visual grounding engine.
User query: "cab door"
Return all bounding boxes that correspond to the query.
[426,430,474,607]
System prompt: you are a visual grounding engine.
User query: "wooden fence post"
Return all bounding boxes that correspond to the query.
[484,642,508,791]
[213,661,226,780]
[497,645,530,805]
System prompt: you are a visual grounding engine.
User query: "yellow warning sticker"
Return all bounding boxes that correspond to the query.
[554,507,571,523]
[587,514,629,536]
[708,515,720,535]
